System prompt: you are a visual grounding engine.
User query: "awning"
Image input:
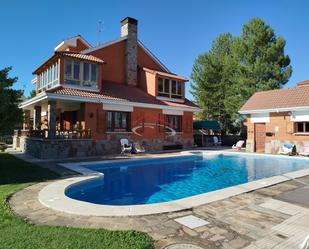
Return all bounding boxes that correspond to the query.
[193,120,220,130]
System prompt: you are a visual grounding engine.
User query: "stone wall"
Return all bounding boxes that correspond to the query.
[16,134,194,159]
[264,139,309,154]
[245,139,255,153]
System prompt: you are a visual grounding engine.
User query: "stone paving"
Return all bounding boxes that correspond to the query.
[9,173,309,249]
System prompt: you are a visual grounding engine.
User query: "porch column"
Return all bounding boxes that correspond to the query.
[33,106,41,130]
[23,110,31,130]
[47,101,57,138]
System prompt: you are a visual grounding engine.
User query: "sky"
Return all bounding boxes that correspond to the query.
[1,0,309,100]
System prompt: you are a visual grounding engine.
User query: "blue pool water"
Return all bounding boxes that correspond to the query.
[65,153,309,205]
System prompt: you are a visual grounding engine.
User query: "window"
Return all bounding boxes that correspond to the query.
[158,78,163,92]
[73,61,80,80]
[65,60,73,79]
[83,63,90,81]
[91,64,97,82]
[107,112,131,132]
[295,122,309,133]
[64,59,97,88]
[165,115,182,132]
[157,77,183,99]
[37,62,59,91]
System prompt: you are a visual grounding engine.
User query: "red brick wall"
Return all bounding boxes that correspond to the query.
[247,112,309,153]
[84,103,106,140]
[89,41,126,84]
[86,104,194,141]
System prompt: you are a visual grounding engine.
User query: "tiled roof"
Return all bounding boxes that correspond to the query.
[239,85,309,113]
[33,52,104,74]
[143,67,187,81]
[55,52,104,64]
[48,82,198,109]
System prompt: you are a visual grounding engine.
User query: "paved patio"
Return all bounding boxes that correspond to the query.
[8,161,309,249]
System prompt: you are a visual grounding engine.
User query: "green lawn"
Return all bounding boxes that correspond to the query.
[0,153,153,249]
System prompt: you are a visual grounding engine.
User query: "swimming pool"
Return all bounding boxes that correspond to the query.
[65,152,309,206]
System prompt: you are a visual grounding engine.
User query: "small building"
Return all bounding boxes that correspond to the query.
[14,17,200,159]
[239,80,309,153]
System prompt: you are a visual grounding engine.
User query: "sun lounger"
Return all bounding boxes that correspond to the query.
[131,142,145,154]
[232,140,245,150]
[278,143,296,156]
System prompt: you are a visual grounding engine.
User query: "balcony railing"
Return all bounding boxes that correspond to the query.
[20,129,92,139]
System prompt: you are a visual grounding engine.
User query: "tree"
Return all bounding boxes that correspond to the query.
[28,89,36,99]
[229,18,292,114]
[191,18,292,134]
[191,33,238,134]
[0,67,23,135]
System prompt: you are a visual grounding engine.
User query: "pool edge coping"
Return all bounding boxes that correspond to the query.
[38,151,309,217]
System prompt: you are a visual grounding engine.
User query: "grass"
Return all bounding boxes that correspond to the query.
[0,153,153,249]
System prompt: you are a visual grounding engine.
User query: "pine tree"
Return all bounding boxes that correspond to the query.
[191,18,292,134]
[0,67,23,135]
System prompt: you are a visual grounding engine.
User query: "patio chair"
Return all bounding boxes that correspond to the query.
[120,138,132,154]
[131,142,145,154]
[278,143,296,156]
[213,136,221,146]
[232,140,245,150]
[299,144,309,157]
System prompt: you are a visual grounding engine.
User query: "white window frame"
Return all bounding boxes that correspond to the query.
[157,77,183,99]
[64,59,97,89]
[37,62,59,91]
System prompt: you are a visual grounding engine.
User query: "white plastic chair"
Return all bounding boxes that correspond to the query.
[213,136,221,146]
[299,144,309,157]
[120,138,132,154]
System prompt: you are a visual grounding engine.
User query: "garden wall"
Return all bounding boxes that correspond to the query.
[14,135,193,159]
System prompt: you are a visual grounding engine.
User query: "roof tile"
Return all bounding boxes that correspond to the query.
[49,82,198,109]
[56,52,104,64]
[240,85,309,112]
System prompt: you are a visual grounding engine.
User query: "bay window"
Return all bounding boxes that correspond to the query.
[157,77,183,99]
[107,111,131,132]
[165,115,182,132]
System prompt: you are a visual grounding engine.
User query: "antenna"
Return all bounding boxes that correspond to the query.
[97,20,104,46]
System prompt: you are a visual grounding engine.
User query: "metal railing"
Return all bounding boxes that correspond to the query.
[18,129,92,139]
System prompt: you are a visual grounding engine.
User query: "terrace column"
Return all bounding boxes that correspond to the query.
[33,106,41,130]
[47,101,57,138]
[23,110,31,130]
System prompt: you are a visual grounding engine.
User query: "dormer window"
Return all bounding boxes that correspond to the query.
[157,77,183,99]
[64,59,98,88]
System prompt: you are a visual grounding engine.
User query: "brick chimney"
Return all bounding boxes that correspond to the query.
[121,17,138,86]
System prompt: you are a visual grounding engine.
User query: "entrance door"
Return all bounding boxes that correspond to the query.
[254,123,266,153]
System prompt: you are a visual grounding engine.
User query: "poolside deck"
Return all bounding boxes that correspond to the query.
[8,149,309,249]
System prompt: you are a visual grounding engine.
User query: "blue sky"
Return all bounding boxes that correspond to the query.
[1,0,308,100]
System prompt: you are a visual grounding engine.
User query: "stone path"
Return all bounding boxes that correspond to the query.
[9,174,309,249]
